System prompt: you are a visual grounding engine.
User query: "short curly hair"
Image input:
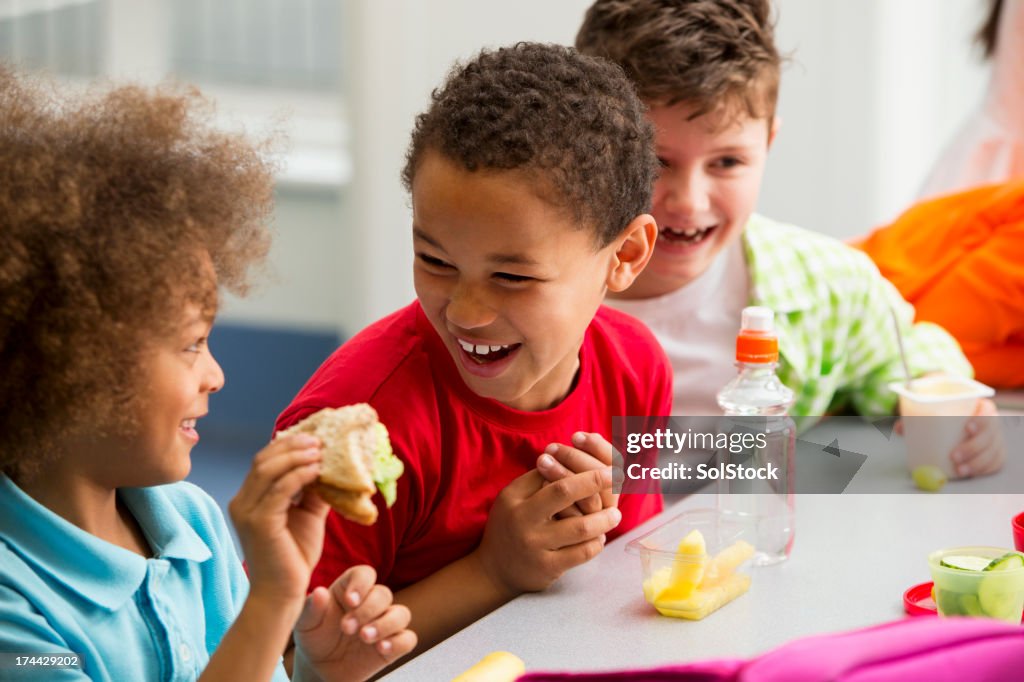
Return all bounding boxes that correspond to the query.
[0,66,275,482]
[401,42,657,247]
[576,0,781,125]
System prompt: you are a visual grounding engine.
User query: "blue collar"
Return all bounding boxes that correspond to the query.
[0,476,212,611]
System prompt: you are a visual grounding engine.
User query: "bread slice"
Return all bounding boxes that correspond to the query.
[278,403,386,525]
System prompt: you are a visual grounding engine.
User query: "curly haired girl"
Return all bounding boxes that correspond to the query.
[0,66,414,681]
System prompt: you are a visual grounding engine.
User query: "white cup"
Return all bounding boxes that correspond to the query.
[889,375,994,478]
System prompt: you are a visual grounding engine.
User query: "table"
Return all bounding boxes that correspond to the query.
[797,415,1024,493]
[382,419,1024,680]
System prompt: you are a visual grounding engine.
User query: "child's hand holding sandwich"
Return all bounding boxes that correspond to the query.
[229,404,414,680]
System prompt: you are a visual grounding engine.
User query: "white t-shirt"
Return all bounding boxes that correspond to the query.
[605,240,749,415]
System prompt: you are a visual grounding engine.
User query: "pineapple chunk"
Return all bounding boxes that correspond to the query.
[656,529,707,601]
[654,573,752,620]
[700,540,755,589]
[643,536,754,620]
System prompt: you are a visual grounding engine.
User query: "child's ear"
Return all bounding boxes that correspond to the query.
[768,116,781,149]
[606,214,657,293]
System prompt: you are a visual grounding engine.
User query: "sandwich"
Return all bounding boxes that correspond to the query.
[277,403,403,525]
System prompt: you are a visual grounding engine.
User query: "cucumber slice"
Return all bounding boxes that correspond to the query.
[959,593,983,616]
[940,555,992,571]
[978,571,1024,622]
[934,588,963,616]
[984,552,1024,572]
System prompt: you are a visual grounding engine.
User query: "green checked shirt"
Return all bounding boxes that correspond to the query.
[745,214,972,418]
[609,214,973,422]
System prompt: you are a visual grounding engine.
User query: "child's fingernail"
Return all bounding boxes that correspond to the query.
[347,590,361,607]
[601,467,613,484]
[342,616,357,635]
[538,454,555,469]
[957,464,970,477]
[379,640,393,654]
[572,432,586,445]
[296,434,319,447]
[544,443,559,455]
[304,447,321,459]
[608,507,622,525]
[362,625,378,641]
[599,533,607,545]
[966,421,978,435]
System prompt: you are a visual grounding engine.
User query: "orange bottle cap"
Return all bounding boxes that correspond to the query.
[736,330,778,363]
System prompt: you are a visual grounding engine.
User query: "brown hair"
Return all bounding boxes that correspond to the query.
[975,0,1003,59]
[401,42,657,247]
[0,66,275,482]
[576,0,781,124]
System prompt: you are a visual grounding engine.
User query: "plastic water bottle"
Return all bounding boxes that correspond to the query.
[716,306,795,566]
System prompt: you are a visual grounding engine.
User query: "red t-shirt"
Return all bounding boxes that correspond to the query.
[276,301,672,591]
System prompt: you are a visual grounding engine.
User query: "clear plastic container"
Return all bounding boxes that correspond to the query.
[626,508,756,620]
[928,546,1024,624]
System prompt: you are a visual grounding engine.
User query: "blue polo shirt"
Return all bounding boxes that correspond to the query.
[0,477,289,681]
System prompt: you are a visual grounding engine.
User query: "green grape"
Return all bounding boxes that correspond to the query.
[912,465,948,492]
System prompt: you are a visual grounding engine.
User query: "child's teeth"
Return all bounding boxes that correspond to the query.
[662,225,714,244]
[457,338,511,355]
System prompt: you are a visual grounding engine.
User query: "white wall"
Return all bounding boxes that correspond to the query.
[223,188,346,331]
[763,0,988,236]
[222,0,992,336]
[340,0,594,332]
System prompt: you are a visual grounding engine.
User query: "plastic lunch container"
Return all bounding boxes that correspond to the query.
[625,508,756,619]
[928,546,1024,624]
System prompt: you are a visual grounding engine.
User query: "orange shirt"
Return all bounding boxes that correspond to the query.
[855,182,1024,387]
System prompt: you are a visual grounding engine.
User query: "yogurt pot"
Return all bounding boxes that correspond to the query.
[889,375,994,479]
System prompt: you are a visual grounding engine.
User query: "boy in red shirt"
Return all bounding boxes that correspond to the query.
[276,43,671,652]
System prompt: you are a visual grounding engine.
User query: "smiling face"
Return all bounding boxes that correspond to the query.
[412,150,639,412]
[109,303,224,486]
[620,103,775,299]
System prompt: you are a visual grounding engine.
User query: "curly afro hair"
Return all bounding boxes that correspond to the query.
[576,0,781,125]
[0,66,275,482]
[401,42,657,247]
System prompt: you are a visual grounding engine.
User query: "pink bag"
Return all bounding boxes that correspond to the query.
[519,617,1024,681]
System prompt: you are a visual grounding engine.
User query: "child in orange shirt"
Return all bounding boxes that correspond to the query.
[857,181,1024,388]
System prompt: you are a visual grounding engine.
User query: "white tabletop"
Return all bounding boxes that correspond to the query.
[383,419,1024,680]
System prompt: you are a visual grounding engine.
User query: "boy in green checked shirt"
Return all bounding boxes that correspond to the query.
[571,0,1004,478]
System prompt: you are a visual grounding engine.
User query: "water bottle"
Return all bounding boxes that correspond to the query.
[716,306,795,566]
